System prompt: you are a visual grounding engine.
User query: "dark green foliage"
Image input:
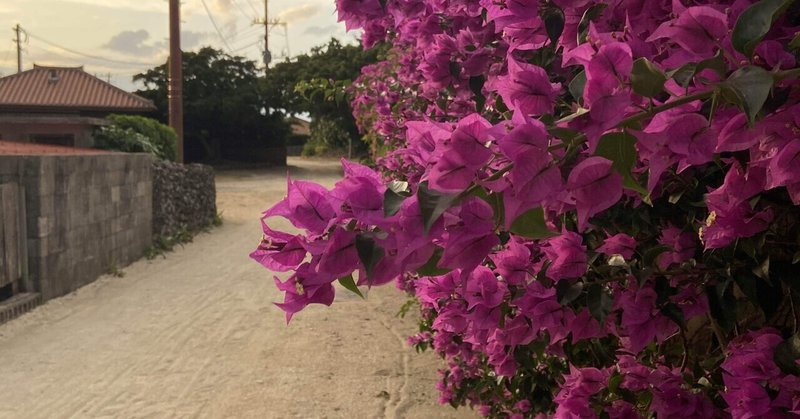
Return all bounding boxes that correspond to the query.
[302,117,354,156]
[93,114,177,160]
[134,47,289,162]
[261,38,386,156]
[94,126,159,157]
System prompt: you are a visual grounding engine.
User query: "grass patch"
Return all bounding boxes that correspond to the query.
[146,212,224,259]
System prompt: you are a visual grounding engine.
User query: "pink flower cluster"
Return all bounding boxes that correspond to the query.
[722,330,800,418]
[254,0,800,416]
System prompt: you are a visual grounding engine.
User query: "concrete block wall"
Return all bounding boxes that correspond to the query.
[0,153,152,301]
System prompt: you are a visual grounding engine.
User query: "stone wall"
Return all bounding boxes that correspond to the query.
[152,161,217,238]
[0,153,152,300]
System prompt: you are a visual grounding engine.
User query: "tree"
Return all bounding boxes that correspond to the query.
[260,38,386,156]
[134,47,288,162]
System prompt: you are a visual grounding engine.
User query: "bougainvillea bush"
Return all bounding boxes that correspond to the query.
[252,0,800,416]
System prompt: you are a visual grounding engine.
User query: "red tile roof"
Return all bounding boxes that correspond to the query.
[0,140,114,155]
[0,65,156,113]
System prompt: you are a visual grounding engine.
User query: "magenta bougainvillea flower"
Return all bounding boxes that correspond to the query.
[494,58,560,116]
[541,230,587,281]
[253,0,800,415]
[263,178,336,236]
[647,6,728,56]
[566,157,623,232]
[596,233,637,260]
[439,197,500,271]
[250,222,307,272]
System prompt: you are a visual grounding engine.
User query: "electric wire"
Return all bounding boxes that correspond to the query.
[199,0,233,51]
[22,28,160,67]
[230,38,262,53]
[231,0,256,21]
[246,0,261,17]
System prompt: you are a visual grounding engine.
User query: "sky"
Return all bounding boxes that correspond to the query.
[0,0,357,91]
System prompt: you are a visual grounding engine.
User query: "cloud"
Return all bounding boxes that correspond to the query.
[57,0,164,14]
[102,29,209,57]
[181,31,210,49]
[303,24,340,37]
[210,0,239,37]
[277,4,320,24]
[103,29,159,56]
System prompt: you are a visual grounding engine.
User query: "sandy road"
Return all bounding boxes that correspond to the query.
[0,157,475,419]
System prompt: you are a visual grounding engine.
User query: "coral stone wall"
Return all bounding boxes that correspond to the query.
[151,160,217,238]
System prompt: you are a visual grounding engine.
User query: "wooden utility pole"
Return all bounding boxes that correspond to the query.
[13,24,22,73]
[169,0,184,163]
[253,0,272,67]
[263,0,271,66]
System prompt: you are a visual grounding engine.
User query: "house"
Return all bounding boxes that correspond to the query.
[288,115,311,137]
[0,65,156,148]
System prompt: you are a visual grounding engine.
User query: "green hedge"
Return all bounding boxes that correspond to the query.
[94,115,177,161]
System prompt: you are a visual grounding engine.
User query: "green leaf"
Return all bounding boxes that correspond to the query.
[587,283,613,324]
[594,132,650,201]
[416,247,452,277]
[756,269,783,319]
[660,303,687,330]
[752,256,770,282]
[643,244,671,267]
[470,187,504,227]
[543,7,565,45]
[667,51,727,88]
[577,3,607,44]
[720,65,775,124]
[557,281,584,305]
[338,274,364,299]
[595,132,636,173]
[548,126,581,143]
[706,279,737,333]
[607,372,623,394]
[569,70,587,104]
[355,235,385,284]
[734,270,760,304]
[557,107,589,124]
[417,182,458,234]
[668,63,697,88]
[469,75,486,111]
[732,0,795,57]
[630,58,667,98]
[384,180,410,217]
[774,332,800,375]
[790,32,800,50]
[509,207,556,239]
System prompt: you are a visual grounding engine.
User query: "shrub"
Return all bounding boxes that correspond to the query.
[94,115,177,160]
[252,1,800,417]
[302,117,356,156]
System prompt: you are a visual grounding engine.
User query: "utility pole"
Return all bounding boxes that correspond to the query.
[13,24,23,73]
[169,0,184,163]
[254,0,271,67]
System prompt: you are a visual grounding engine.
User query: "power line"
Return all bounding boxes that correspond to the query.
[245,0,260,17]
[199,0,233,51]
[227,22,262,42]
[233,25,263,40]
[231,0,256,21]
[230,38,262,53]
[22,27,160,67]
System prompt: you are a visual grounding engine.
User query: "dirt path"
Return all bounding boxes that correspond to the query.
[0,158,475,419]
